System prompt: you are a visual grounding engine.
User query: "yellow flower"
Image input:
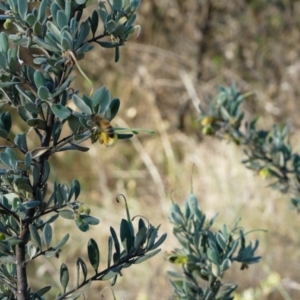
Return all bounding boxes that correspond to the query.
[201,116,214,126]
[259,168,270,179]
[99,131,118,147]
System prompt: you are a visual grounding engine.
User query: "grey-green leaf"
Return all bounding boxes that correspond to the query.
[59,210,74,219]
[120,219,133,255]
[0,32,9,54]
[14,133,28,152]
[51,104,71,119]
[76,257,87,285]
[53,233,69,250]
[87,238,100,272]
[57,10,68,29]
[0,52,7,69]
[24,151,32,171]
[133,249,161,264]
[38,86,50,100]
[80,215,99,225]
[18,105,33,122]
[29,224,42,249]
[18,0,28,21]
[60,263,69,293]
[72,94,92,114]
[34,70,46,89]
[43,223,52,248]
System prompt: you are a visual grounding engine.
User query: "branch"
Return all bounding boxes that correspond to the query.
[0,203,19,220]
[54,251,150,300]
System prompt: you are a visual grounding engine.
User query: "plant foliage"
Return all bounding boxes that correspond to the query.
[0,0,166,299]
[199,84,300,211]
[168,193,261,300]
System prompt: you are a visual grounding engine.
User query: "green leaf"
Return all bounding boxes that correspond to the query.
[59,209,74,220]
[106,20,116,34]
[18,0,28,19]
[33,21,43,36]
[36,286,51,297]
[32,164,40,187]
[52,76,76,97]
[17,105,33,122]
[51,104,71,119]
[100,269,119,281]
[72,94,92,114]
[120,219,133,255]
[96,41,118,48]
[107,236,113,268]
[42,214,59,226]
[74,20,90,50]
[133,249,161,264]
[34,70,46,89]
[98,1,108,23]
[5,147,17,171]
[187,194,198,213]
[8,57,19,73]
[114,46,120,62]
[53,234,69,249]
[38,0,48,22]
[216,232,227,250]
[43,223,52,248]
[75,217,89,232]
[28,244,37,260]
[33,36,61,53]
[148,233,167,251]
[57,10,68,29]
[66,143,89,152]
[112,0,122,11]
[69,179,80,201]
[110,227,120,259]
[76,257,88,285]
[221,258,232,272]
[0,52,7,68]
[92,86,108,113]
[67,115,80,134]
[26,13,36,26]
[170,212,185,226]
[207,248,220,264]
[116,133,133,140]
[38,86,50,100]
[24,152,32,171]
[108,98,120,120]
[0,129,7,139]
[61,30,73,51]
[87,238,100,272]
[90,10,98,37]
[41,160,50,185]
[60,263,69,293]
[27,118,47,130]
[0,152,10,169]
[14,133,28,152]
[0,111,12,133]
[22,201,40,209]
[0,32,9,54]
[80,215,99,225]
[29,224,42,249]
[134,226,147,251]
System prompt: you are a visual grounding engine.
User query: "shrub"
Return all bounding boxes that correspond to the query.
[0,0,166,299]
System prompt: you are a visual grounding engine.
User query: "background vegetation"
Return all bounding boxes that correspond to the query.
[4,0,300,299]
